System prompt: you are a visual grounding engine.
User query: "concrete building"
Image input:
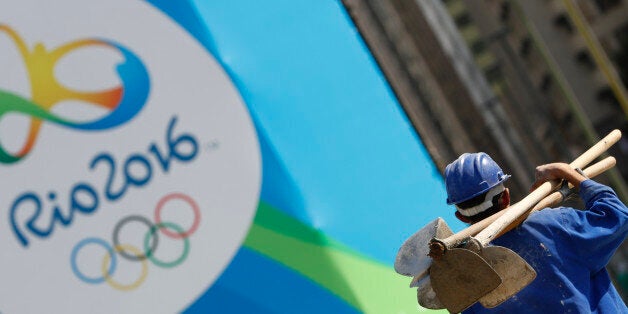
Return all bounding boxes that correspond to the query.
[342,0,628,300]
[460,0,628,184]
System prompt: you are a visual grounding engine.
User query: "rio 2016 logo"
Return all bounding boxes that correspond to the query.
[0,24,149,164]
[1,1,261,312]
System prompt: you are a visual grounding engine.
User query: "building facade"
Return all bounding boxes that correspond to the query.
[343,0,628,300]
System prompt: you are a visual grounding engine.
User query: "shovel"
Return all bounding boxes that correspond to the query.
[404,156,616,310]
[429,129,621,313]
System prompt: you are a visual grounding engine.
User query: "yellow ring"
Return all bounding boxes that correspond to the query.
[101,244,148,291]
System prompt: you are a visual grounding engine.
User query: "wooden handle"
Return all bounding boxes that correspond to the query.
[473,130,621,246]
[494,156,616,238]
[569,129,621,170]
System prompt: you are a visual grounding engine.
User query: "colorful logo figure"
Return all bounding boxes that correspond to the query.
[0,24,150,164]
[71,193,201,291]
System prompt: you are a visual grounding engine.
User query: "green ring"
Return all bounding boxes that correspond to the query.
[144,221,189,268]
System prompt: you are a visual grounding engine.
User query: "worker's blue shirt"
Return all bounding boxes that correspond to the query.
[464,180,628,313]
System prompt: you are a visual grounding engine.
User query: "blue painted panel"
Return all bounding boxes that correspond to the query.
[185,248,360,314]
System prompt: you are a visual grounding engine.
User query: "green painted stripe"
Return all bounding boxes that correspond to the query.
[244,224,362,310]
[252,202,357,253]
[244,202,446,313]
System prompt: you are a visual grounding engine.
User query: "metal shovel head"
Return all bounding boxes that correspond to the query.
[395,218,453,277]
[478,246,537,308]
[430,248,502,313]
[413,275,445,309]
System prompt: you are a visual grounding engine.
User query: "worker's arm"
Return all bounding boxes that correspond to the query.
[530,162,628,271]
[564,180,628,271]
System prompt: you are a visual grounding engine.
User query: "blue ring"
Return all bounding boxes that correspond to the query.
[71,237,117,284]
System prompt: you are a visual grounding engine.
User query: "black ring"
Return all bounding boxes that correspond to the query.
[112,215,159,261]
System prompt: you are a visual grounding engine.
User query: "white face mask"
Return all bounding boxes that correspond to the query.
[455,184,505,217]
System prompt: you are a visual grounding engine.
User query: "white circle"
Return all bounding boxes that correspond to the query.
[0,1,261,313]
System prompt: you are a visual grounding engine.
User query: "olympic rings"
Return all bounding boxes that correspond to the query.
[71,237,117,284]
[154,192,200,239]
[113,215,159,261]
[102,244,148,291]
[144,222,189,268]
[70,192,201,291]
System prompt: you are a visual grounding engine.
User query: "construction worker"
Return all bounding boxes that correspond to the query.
[445,152,628,313]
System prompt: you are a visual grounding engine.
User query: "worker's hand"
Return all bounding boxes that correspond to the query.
[530,162,587,192]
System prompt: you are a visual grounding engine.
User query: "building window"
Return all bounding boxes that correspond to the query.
[471,40,487,54]
[596,87,619,107]
[575,50,595,69]
[540,73,553,92]
[613,23,628,87]
[519,37,532,58]
[485,63,503,83]
[455,13,472,27]
[594,0,622,13]
[499,1,511,21]
[553,14,574,33]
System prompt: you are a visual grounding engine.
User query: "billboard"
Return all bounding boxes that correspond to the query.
[0,0,461,312]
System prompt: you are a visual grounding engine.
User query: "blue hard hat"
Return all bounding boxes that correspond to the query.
[445,152,510,205]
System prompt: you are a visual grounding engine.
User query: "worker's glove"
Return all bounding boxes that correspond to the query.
[557,180,576,203]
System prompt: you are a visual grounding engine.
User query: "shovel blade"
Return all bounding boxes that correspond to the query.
[430,248,502,313]
[413,275,445,309]
[395,218,453,277]
[478,246,536,308]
